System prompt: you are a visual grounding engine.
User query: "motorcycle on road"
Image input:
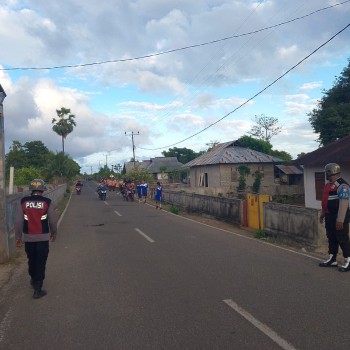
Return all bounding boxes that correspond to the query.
[75,185,82,195]
[97,185,107,201]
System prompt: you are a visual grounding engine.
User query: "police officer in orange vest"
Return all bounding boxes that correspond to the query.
[15,179,58,298]
[319,163,350,272]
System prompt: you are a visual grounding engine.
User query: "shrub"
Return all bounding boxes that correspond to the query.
[254,230,266,239]
[169,205,180,215]
[252,170,262,193]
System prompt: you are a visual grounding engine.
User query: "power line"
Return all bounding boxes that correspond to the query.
[137,22,350,151]
[136,0,349,124]
[1,1,349,72]
[152,0,265,122]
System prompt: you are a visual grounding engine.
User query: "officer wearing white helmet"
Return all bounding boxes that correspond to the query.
[15,179,58,298]
[319,163,350,272]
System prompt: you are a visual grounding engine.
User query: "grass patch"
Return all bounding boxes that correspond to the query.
[55,191,71,219]
[254,229,266,239]
[169,205,180,215]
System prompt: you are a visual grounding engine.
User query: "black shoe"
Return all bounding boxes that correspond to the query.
[33,289,47,299]
[339,258,350,272]
[319,254,338,267]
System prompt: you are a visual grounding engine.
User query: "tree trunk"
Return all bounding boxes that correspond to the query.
[62,136,65,155]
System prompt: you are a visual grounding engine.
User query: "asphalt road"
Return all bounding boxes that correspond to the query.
[1,181,350,350]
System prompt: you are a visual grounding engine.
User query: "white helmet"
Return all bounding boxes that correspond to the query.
[325,163,340,179]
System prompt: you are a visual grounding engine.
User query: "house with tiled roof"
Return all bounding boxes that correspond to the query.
[183,140,300,196]
[293,135,350,209]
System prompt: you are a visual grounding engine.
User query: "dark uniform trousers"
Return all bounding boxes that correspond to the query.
[25,241,49,283]
[325,214,350,257]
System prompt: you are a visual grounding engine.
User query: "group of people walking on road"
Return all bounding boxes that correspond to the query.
[14,162,350,300]
[96,177,163,209]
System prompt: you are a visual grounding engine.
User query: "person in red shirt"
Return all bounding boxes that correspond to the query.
[319,163,350,272]
[15,179,58,298]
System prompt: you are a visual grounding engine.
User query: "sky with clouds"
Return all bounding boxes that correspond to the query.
[1,0,350,174]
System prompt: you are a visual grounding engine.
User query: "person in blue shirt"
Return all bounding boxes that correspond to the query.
[136,183,142,203]
[155,182,163,209]
[141,180,148,203]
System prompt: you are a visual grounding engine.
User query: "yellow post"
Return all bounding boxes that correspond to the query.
[258,194,270,230]
[247,193,259,229]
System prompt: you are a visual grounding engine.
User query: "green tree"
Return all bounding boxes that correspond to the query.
[43,152,80,182]
[124,165,153,185]
[238,135,291,161]
[270,150,292,162]
[96,165,112,180]
[23,140,50,168]
[14,167,43,186]
[162,147,202,164]
[205,140,220,151]
[308,58,350,146]
[238,135,273,154]
[5,141,26,171]
[249,114,282,141]
[52,107,77,155]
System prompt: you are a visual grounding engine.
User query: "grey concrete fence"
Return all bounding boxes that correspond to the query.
[163,190,325,250]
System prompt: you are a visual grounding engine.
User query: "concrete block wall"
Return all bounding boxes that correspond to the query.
[163,190,325,249]
[263,202,320,247]
[163,190,242,226]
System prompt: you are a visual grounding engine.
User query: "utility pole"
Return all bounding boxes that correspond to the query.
[0,84,8,263]
[125,131,139,168]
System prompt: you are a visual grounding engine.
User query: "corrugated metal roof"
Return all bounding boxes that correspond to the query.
[293,134,350,166]
[183,141,282,167]
[275,165,303,175]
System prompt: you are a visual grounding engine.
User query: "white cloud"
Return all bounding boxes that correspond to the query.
[299,81,323,91]
[1,0,350,172]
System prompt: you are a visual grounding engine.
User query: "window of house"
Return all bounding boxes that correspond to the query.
[315,172,325,201]
[257,165,264,178]
[231,168,237,182]
[198,172,208,187]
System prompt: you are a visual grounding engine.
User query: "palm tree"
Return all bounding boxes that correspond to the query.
[52,107,76,155]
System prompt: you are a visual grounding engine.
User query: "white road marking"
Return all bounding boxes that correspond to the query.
[135,228,155,243]
[114,210,122,217]
[223,299,298,350]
